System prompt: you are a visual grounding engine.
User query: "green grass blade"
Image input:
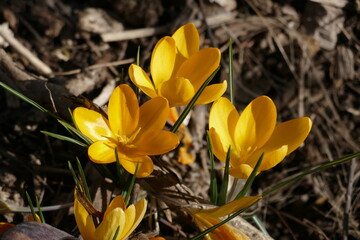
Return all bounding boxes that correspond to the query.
[63,114,93,145]
[207,131,218,204]
[35,195,45,223]
[263,151,360,197]
[76,158,92,202]
[228,39,234,104]
[171,67,220,133]
[112,226,120,240]
[0,81,57,119]
[124,163,139,206]
[235,153,264,199]
[25,192,38,223]
[218,146,231,205]
[68,161,79,188]
[136,46,140,65]
[41,131,88,147]
[252,215,269,235]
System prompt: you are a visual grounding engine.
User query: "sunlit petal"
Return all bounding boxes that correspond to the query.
[263,117,312,155]
[138,97,169,131]
[159,77,195,106]
[172,23,199,59]
[198,196,261,218]
[229,164,256,179]
[129,64,157,98]
[122,198,147,239]
[177,48,220,90]
[108,85,139,136]
[120,205,135,239]
[95,208,125,240]
[88,140,116,164]
[119,154,154,178]
[151,37,176,87]
[103,195,125,220]
[247,145,288,171]
[235,96,276,151]
[209,97,239,159]
[208,128,227,163]
[195,81,227,105]
[133,130,179,155]
[73,107,112,142]
[74,194,96,240]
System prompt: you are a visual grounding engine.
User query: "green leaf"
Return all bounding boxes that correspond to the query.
[112,226,121,240]
[171,67,220,133]
[0,81,57,119]
[41,131,88,147]
[77,158,92,202]
[35,195,45,223]
[25,192,38,223]
[235,153,264,199]
[218,146,231,205]
[124,163,139,206]
[207,131,218,205]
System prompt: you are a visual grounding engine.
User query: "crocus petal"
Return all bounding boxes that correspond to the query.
[209,97,239,161]
[122,198,147,239]
[229,164,256,179]
[73,107,112,142]
[235,96,276,152]
[172,23,199,59]
[247,145,288,171]
[150,37,176,87]
[120,205,136,239]
[159,77,195,106]
[177,48,220,90]
[119,154,154,178]
[195,81,228,105]
[138,97,169,131]
[88,140,117,164]
[262,117,312,155]
[133,130,179,155]
[198,196,261,218]
[74,195,96,240]
[103,195,126,220]
[95,208,125,240]
[129,64,157,98]
[108,84,139,136]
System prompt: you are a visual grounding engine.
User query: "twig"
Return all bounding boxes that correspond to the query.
[0,23,53,76]
[101,12,236,42]
[343,158,357,240]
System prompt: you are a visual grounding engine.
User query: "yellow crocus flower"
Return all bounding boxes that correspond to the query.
[209,96,312,178]
[187,196,261,240]
[74,193,147,240]
[73,84,179,177]
[129,23,227,107]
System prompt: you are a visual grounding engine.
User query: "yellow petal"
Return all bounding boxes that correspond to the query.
[133,130,179,155]
[88,140,116,164]
[209,97,239,161]
[198,196,261,218]
[123,198,147,239]
[263,117,312,155]
[138,97,169,131]
[119,154,154,177]
[176,48,220,90]
[103,195,126,220]
[151,37,176,88]
[172,23,199,59]
[122,198,147,239]
[95,208,125,240]
[74,194,96,240]
[247,145,288,171]
[108,84,139,136]
[129,64,157,98]
[178,146,195,165]
[235,96,276,151]
[195,81,228,105]
[120,205,136,239]
[159,77,195,106]
[73,107,112,142]
[229,164,256,179]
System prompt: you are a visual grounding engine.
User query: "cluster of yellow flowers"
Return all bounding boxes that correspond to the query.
[72,23,312,240]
